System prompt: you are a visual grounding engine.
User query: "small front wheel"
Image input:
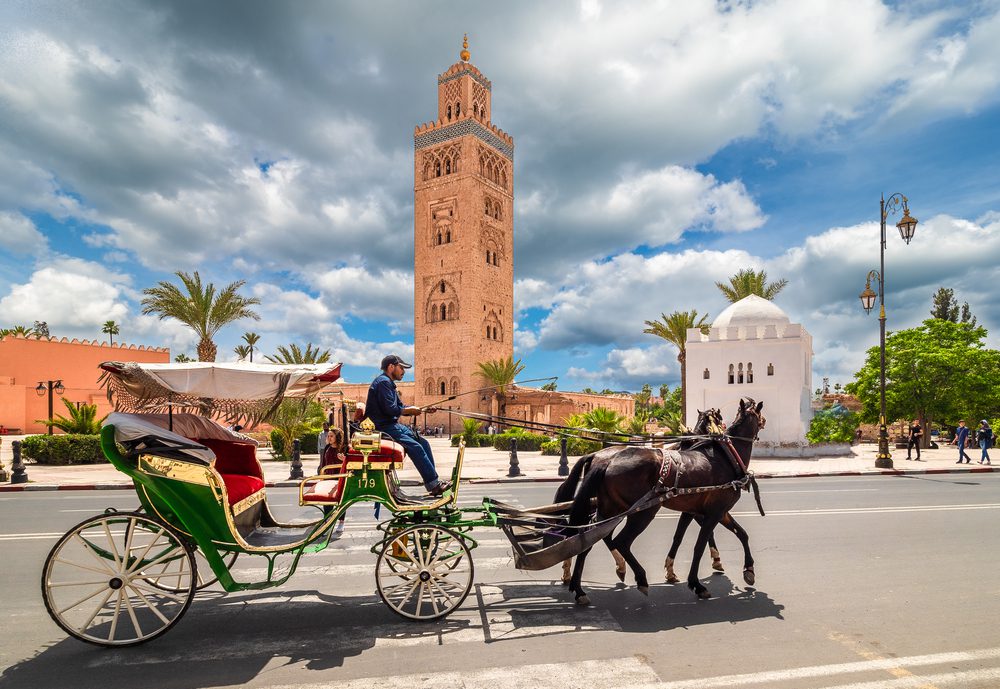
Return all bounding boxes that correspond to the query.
[375,525,473,621]
[41,512,196,646]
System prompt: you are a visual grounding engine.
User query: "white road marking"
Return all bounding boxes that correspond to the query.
[619,646,1000,689]
[729,502,1000,517]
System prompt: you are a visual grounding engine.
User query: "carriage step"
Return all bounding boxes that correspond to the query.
[242,524,317,547]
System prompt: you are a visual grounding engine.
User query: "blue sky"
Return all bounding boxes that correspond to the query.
[0,0,998,392]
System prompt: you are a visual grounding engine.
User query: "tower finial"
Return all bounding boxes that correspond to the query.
[460,33,470,62]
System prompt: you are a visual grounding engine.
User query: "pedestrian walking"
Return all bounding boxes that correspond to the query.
[977,420,993,464]
[905,419,923,460]
[316,422,330,474]
[952,420,972,463]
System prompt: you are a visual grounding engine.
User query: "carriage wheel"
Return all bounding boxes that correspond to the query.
[375,525,473,621]
[41,512,196,646]
[146,547,238,592]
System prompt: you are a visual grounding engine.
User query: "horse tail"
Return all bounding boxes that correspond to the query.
[749,474,765,516]
[569,460,607,526]
[553,453,596,504]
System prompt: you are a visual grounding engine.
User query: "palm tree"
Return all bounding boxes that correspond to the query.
[268,399,324,460]
[582,407,625,433]
[174,353,194,363]
[715,268,788,303]
[234,344,252,361]
[36,399,107,434]
[0,324,35,338]
[475,355,526,420]
[241,332,261,362]
[265,343,331,364]
[102,320,120,346]
[643,310,711,427]
[140,271,260,362]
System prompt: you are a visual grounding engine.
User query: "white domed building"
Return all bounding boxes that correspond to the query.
[684,295,814,456]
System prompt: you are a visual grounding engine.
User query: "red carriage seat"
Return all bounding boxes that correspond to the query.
[301,438,406,503]
[198,438,265,506]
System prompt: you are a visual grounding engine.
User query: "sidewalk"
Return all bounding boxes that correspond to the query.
[0,436,994,491]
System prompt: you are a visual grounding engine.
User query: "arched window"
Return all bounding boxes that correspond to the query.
[440,304,447,321]
[425,380,434,395]
[767,363,774,376]
[492,326,498,340]
[747,363,754,384]
[493,253,499,266]
[447,302,455,319]
[436,232,442,246]
[455,101,461,116]
[440,381,446,395]
[445,230,451,243]
[440,281,446,294]
[445,159,451,174]
[703,368,710,379]
[738,363,744,384]
[435,161,441,177]
[728,364,735,385]
[486,325,491,338]
[447,105,452,121]
[473,103,478,117]
[451,380,459,395]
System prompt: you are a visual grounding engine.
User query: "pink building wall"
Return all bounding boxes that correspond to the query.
[0,335,170,434]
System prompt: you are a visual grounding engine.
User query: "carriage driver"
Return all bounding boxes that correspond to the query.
[365,355,452,496]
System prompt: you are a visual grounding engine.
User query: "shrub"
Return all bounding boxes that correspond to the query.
[450,433,493,447]
[270,430,286,458]
[807,404,859,444]
[492,432,548,452]
[541,437,602,456]
[20,434,106,465]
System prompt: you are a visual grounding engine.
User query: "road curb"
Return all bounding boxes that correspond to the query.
[2,465,997,492]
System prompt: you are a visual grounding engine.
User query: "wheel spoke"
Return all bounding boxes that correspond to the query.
[80,588,115,631]
[56,584,111,616]
[127,584,171,625]
[51,557,115,577]
[47,580,110,588]
[128,580,187,602]
[426,582,440,616]
[122,589,143,638]
[129,542,187,574]
[429,578,456,607]
[108,590,123,642]
[73,534,118,575]
[102,522,123,569]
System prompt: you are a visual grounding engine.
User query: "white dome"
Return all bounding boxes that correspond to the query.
[712,295,790,329]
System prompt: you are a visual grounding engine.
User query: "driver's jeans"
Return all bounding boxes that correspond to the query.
[380,423,441,489]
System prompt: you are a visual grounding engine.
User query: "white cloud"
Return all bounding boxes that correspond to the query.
[0,257,129,333]
[0,212,48,255]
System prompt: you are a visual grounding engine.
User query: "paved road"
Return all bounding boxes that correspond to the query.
[2,475,1000,688]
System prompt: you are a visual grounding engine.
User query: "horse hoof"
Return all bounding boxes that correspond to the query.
[616,569,626,582]
[665,573,680,584]
[743,569,755,586]
[637,585,649,596]
[712,560,725,572]
[576,594,591,606]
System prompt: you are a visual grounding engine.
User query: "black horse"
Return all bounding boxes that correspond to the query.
[556,407,730,585]
[557,398,765,604]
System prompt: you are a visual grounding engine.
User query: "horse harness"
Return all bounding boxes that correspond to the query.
[655,436,765,516]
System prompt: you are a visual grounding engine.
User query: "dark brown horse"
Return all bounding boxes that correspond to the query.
[558,398,765,604]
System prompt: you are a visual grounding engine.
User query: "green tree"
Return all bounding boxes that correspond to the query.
[0,324,35,338]
[241,332,261,362]
[541,380,558,391]
[643,310,711,426]
[234,344,252,361]
[174,353,194,363]
[141,271,261,362]
[36,398,107,434]
[102,320,120,345]
[33,321,51,339]
[633,383,652,412]
[930,287,977,327]
[715,268,788,303]
[268,399,325,460]
[581,387,596,394]
[265,343,331,364]
[475,355,526,419]
[846,319,1000,446]
[806,404,859,444]
[658,383,669,401]
[581,407,626,434]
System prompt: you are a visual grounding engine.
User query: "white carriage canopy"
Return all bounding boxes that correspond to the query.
[99,361,343,427]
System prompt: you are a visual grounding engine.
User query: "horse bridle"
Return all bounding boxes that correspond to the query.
[728,403,765,442]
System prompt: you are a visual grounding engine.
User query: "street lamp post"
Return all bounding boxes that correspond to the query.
[35,380,66,435]
[859,193,918,469]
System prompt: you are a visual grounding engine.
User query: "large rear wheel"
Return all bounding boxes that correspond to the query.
[375,524,473,621]
[41,512,196,646]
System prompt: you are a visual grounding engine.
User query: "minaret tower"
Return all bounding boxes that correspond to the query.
[413,35,514,417]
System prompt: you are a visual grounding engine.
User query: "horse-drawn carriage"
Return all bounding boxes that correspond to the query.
[41,361,765,647]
